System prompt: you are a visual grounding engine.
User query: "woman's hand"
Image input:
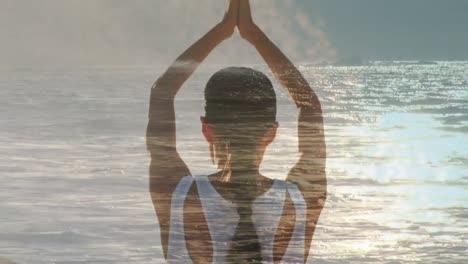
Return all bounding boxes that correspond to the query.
[238,0,257,42]
[219,0,239,40]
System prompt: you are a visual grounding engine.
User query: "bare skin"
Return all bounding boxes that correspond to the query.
[147,0,326,263]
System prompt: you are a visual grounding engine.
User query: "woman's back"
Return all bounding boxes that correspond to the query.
[167,175,307,264]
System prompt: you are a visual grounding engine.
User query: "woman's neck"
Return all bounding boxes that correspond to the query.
[219,167,261,183]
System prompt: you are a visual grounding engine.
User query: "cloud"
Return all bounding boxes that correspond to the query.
[0,0,336,66]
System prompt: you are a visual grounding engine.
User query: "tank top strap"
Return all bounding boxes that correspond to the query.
[167,176,194,264]
[282,182,307,263]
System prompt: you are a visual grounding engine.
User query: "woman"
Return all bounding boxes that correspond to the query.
[146,0,327,263]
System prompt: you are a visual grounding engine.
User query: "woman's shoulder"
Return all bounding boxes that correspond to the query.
[171,175,195,196]
[272,179,307,203]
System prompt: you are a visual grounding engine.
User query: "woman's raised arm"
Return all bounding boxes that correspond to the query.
[238,0,327,260]
[147,0,238,173]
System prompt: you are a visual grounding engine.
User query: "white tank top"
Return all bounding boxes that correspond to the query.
[166,176,307,264]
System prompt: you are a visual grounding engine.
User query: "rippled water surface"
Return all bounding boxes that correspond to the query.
[1,62,467,263]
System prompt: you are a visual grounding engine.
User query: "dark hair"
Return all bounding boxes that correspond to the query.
[205,67,276,125]
[204,67,277,167]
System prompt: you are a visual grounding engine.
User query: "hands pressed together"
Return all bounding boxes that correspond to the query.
[220,0,258,42]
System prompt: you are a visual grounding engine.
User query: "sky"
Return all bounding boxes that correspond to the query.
[1,0,467,66]
[305,0,468,61]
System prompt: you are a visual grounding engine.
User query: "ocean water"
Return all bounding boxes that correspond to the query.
[0,62,467,264]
